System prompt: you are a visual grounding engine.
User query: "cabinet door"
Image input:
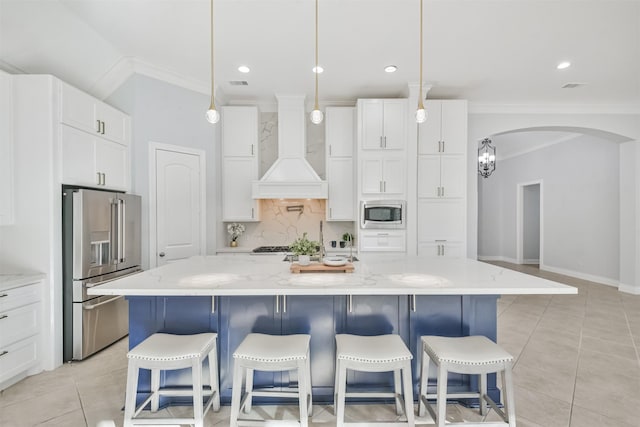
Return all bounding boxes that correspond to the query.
[360,230,406,252]
[222,106,258,157]
[326,107,355,157]
[61,125,99,187]
[60,82,97,134]
[418,241,465,258]
[327,157,354,221]
[382,158,405,194]
[222,157,259,221]
[440,101,467,154]
[0,71,13,225]
[417,156,441,198]
[360,100,384,150]
[96,102,129,146]
[418,101,442,154]
[382,100,406,150]
[96,139,129,191]
[418,199,466,241]
[361,158,384,194]
[440,155,465,198]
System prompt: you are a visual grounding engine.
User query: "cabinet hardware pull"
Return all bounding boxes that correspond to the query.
[102,173,106,186]
[275,295,280,313]
[0,351,8,357]
[0,294,8,298]
[383,181,386,192]
[0,314,7,320]
[329,207,332,218]
[97,172,102,185]
[96,120,101,133]
[411,294,416,312]
[442,140,445,152]
[211,296,216,313]
[441,187,445,197]
[84,295,124,310]
[251,208,254,218]
[383,136,387,148]
[101,121,106,135]
[282,295,287,313]
[159,252,165,257]
[348,295,353,313]
[329,145,332,156]
[380,181,383,193]
[442,245,445,256]
[377,233,389,236]
[251,144,254,156]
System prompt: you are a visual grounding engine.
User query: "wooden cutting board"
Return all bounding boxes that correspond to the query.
[290,262,355,274]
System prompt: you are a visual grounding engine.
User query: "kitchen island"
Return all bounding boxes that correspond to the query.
[89,254,576,406]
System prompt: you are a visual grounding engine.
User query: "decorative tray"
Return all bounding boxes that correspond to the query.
[290,262,354,274]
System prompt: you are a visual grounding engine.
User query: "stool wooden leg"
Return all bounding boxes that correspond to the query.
[503,363,516,427]
[123,361,139,427]
[418,346,430,417]
[479,373,487,416]
[150,368,160,412]
[336,362,347,427]
[230,361,244,427]
[244,367,254,413]
[436,363,448,427]
[208,347,221,411]
[394,368,402,415]
[297,359,309,427]
[305,352,313,416]
[192,358,204,427]
[401,361,415,426]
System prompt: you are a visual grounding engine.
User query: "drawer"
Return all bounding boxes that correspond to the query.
[360,230,406,252]
[0,335,38,385]
[0,283,41,312]
[0,303,39,347]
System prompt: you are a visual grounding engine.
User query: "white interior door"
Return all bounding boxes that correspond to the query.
[153,146,205,266]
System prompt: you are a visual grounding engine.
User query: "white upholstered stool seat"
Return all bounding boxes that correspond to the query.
[334,334,415,427]
[230,333,312,427]
[419,335,515,427]
[123,333,220,427]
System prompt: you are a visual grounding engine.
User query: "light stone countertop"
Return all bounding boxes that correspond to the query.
[0,271,45,291]
[88,254,577,297]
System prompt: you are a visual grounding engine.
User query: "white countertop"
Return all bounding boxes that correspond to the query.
[0,271,45,291]
[88,254,577,297]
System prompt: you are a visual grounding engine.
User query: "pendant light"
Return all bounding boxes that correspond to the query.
[205,0,220,124]
[310,0,323,125]
[415,0,427,124]
[478,138,496,178]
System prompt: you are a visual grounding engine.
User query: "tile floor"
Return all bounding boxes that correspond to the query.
[1,262,639,426]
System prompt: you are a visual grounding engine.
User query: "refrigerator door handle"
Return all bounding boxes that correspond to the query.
[119,199,126,263]
[110,200,119,265]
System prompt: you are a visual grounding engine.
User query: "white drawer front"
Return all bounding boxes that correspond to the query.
[0,336,38,385]
[0,303,39,347]
[0,283,41,312]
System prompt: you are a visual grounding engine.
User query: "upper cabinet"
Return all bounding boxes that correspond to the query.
[418,100,467,154]
[0,71,14,225]
[60,82,129,146]
[359,99,407,150]
[221,106,260,222]
[326,107,355,221]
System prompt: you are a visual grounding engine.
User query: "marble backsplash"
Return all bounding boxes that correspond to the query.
[224,199,354,250]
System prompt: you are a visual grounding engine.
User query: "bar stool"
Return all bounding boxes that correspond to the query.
[419,335,516,427]
[123,332,220,427]
[230,333,313,427]
[334,334,414,427]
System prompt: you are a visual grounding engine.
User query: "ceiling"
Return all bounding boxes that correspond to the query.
[1,0,639,109]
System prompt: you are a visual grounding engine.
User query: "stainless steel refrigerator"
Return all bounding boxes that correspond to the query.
[62,187,142,361]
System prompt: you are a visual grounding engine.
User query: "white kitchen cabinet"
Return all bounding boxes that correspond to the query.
[361,157,405,195]
[0,71,14,225]
[0,280,42,391]
[359,99,406,150]
[417,155,465,198]
[417,199,466,242]
[61,125,129,191]
[60,82,129,146]
[418,241,465,258]
[418,100,467,154]
[221,107,260,223]
[326,107,355,221]
[222,106,259,157]
[360,230,406,252]
[222,157,259,221]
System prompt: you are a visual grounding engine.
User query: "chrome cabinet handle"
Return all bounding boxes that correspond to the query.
[442,140,445,152]
[384,136,387,148]
[275,295,280,313]
[251,208,254,219]
[383,181,386,192]
[101,121,106,135]
[159,252,165,257]
[441,186,445,197]
[97,172,101,185]
[348,295,353,313]
[84,295,123,310]
[0,314,8,320]
[282,295,287,313]
[96,120,101,133]
[329,145,332,156]
[0,351,8,357]
[211,296,216,313]
[0,294,8,298]
[251,144,254,156]
[411,295,416,312]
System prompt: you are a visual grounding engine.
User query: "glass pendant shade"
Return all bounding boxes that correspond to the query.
[415,107,427,123]
[310,108,323,125]
[206,107,220,124]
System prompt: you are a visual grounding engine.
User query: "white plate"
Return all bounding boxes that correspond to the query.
[323,257,347,267]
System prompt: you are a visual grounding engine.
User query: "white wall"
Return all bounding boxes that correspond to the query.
[106,74,219,269]
[523,184,540,262]
[478,134,620,284]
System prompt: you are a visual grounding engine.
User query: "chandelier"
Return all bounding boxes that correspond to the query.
[478,138,496,178]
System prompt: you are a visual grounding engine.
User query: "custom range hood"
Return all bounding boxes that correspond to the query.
[252,94,328,199]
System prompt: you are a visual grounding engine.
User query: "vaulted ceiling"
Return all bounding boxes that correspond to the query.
[1,0,639,109]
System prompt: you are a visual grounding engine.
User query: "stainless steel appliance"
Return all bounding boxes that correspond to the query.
[361,200,406,229]
[62,187,142,361]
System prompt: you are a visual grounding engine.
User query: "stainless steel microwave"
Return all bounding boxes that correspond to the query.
[361,200,406,229]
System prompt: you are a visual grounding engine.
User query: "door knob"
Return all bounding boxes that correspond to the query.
[159,252,165,257]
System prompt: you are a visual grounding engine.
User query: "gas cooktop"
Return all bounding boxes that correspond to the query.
[252,246,291,253]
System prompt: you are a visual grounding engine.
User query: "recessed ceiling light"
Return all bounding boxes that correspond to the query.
[238,65,250,73]
[384,65,397,73]
[557,61,571,70]
[312,66,324,74]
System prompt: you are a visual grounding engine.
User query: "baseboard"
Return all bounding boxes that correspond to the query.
[540,264,619,288]
[523,259,539,264]
[477,255,518,264]
[618,283,640,295]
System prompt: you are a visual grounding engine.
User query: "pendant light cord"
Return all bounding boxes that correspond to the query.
[314,0,319,110]
[210,0,216,109]
[418,0,424,109]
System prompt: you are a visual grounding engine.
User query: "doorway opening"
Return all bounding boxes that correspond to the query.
[516,180,542,266]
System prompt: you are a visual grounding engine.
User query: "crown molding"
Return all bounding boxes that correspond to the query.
[469,102,640,115]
